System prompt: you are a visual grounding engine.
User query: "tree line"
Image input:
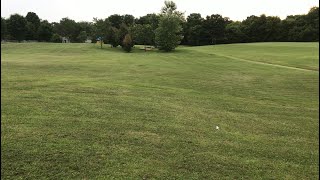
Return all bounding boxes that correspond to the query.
[1,1,318,51]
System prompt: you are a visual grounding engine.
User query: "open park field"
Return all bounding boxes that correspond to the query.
[1,42,319,179]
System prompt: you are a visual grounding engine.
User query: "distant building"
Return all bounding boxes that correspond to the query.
[85,39,92,43]
[62,37,70,43]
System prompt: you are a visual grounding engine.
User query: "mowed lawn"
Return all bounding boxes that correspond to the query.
[1,42,319,179]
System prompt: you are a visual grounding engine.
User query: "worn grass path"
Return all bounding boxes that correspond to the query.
[212,52,317,72]
[1,42,319,179]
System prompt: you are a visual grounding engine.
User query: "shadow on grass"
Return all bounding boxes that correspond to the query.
[93,43,191,54]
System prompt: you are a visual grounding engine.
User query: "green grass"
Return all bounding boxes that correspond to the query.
[1,42,319,179]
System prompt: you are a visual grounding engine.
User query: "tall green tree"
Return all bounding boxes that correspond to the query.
[77,31,87,42]
[305,7,319,41]
[118,23,129,47]
[135,14,160,30]
[25,22,38,40]
[1,17,7,40]
[122,34,134,52]
[161,0,177,14]
[25,12,41,40]
[131,24,154,45]
[184,13,205,45]
[107,27,120,47]
[78,21,93,38]
[225,21,245,43]
[155,15,183,51]
[241,14,278,42]
[37,20,53,41]
[280,15,300,41]
[56,18,79,42]
[7,14,27,42]
[264,16,282,41]
[135,13,160,45]
[91,18,111,43]
[108,14,123,28]
[26,12,40,28]
[123,14,135,26]
[155,1,183,51]
[203,14,228,44]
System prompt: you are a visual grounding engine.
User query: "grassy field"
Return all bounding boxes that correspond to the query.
[1,42,319,179]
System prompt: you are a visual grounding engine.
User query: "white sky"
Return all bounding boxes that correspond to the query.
[1,0,319,22]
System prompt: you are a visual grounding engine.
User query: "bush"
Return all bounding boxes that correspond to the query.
[122,34,134,52]
[107,27,120,47]
[50,33,61,43]
[91,37,97,43]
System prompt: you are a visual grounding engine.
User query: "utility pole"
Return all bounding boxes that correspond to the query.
[99,37,102,49]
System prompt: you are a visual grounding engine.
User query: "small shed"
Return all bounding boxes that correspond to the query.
[62,37,70,43]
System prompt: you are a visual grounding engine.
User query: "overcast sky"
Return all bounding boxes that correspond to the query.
[1,0,319,22]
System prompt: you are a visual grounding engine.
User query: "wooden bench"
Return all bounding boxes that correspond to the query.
[140,46,154,51]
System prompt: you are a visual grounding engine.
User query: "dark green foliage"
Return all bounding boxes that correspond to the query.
[264,16,282,41]
[37,20,53,42]
[118,23,129,47]
[25,12,40,40]
[91,37,97,43]
[26,22,38,40]
[278,8,319,42]
[135,14,160,30]
[1,17,7,40]
[242,14,283,42]
[123,14,135,26]
[92,18,111,43]
[55,18,79,42]
[25,12,40,28]
[225,22,246,43]
[203,14,229,44]
[131,24,154,45]
[135,14,160,45]
[187,25,205,45]
[50,33,62,43]
[7,14,27,42]
[78,21,93,37]
[90,18,111,44]
[108,27,120,47]
[241,15,272,42]
[122,34,134,52]
[3,5,319,44]
[184,13,205,45]
[304,7,319,41]
[77,31,87,42]
[108,14,123,28]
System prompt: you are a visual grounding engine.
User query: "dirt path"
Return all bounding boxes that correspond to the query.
[213,53,318,73]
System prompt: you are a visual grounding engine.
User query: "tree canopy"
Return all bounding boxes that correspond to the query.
[1,4,318,48]
[7,14,28,42]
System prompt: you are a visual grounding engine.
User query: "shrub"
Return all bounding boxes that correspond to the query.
[50,33,62,43]
[107,27,120,47]
[122,34,134,52]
